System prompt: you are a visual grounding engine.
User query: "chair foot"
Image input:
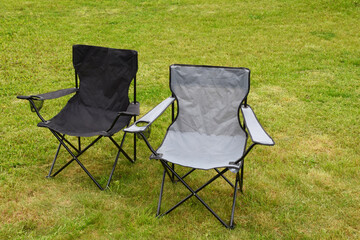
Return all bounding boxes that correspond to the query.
[158,162,241,228]
[47,132,134,190]
[228,223,236,229]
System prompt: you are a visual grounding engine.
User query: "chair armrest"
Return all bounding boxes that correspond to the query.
[105,102,140,133]
[118,101,140,116]
[17,88,78,100]
[124,97,175,133]
[241,105,275,146]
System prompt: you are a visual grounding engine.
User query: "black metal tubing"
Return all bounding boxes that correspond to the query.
[21,87,77,125]
[109,135,134,164]
[171,99,175,181]
[134,75,136,103]
[137,132,176,182]
[47,130,134,190]
[130,70,178,168]
[170,64,250,71]
[138,132,157,156]
[49,130,104,189]
[240,162,244,193]
[180,168,196,180]
[171,163,175,181]
[78,137,81,152]
[214,168,234,188]
[105,108,137,163]
[106,130,129,188]
[20,67,138,190]
[235,143,256,165]
[61,135,80,153]
[171,100,175,122]
[230,173,240,227]
[28,98,46,122]
[49,134,102,177]
[133,75,137,162]
[46,134,65,178]
[106,76,138,134]
[244,70,249,107]
[157,170,166,216]
[133,118,137,162]
[106,112,133,133]
[133,65,255,226]
[158,161,240,228]
[75,71,78,89]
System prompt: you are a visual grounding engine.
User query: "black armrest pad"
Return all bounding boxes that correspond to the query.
[126,102,140,116]
[17,88,77,101]
[17,95,32,100]
[32,88,77,100]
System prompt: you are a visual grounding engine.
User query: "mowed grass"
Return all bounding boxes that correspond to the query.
[1,0,359,239]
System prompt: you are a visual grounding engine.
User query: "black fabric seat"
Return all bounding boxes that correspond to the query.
[17,45,139,190]
[38,96,132,137]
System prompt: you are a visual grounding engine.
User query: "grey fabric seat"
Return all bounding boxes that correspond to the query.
[156,65,248,170]
[125,64,274,228]
[158,130,246,170]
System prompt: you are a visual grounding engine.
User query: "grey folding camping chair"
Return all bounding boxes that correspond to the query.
[17,45,139,190]
[124,64,274,228]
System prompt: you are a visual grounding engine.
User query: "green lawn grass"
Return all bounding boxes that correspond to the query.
[1,0,359,239]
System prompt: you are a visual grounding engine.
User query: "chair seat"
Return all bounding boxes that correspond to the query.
[155,130,246,170]
[38,99,131,137]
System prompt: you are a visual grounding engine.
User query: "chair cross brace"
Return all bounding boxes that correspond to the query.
[46,129,134,190]
[215,168,235,188]
[157,160,242,229]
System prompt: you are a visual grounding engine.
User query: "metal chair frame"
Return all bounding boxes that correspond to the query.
[18,70,138,191]
[138,129,256,228]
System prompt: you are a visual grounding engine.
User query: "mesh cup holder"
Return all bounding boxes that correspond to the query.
[30,98,44,112]
[135,121,151,139]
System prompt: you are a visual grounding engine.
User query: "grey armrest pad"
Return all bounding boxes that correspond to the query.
[241,105,275,146]
[124,97,175,133]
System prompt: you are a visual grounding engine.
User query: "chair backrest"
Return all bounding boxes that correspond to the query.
[169,64,250,136]
[72,45,138,111]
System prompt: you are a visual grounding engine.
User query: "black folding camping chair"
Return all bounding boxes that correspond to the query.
[17,45,139,190]
[124,64,274,228]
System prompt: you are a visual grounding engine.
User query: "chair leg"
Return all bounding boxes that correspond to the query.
[47,134,66,178]
[134,131,136,162]
[171,163,175,182]
[49,131,104,190]
[214,168,234,188]
[74,155,104,190]
[46,141,62,178]
[109,135,134,164]
[49,135,101,178]
[158,161,238,228]
[240,161,244,193]
[104,129,135,189]
[47,130,135,190]
[105,148,122,189]
[229,173,240,228]
[133,116,137,162]
[157,169,166,216]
